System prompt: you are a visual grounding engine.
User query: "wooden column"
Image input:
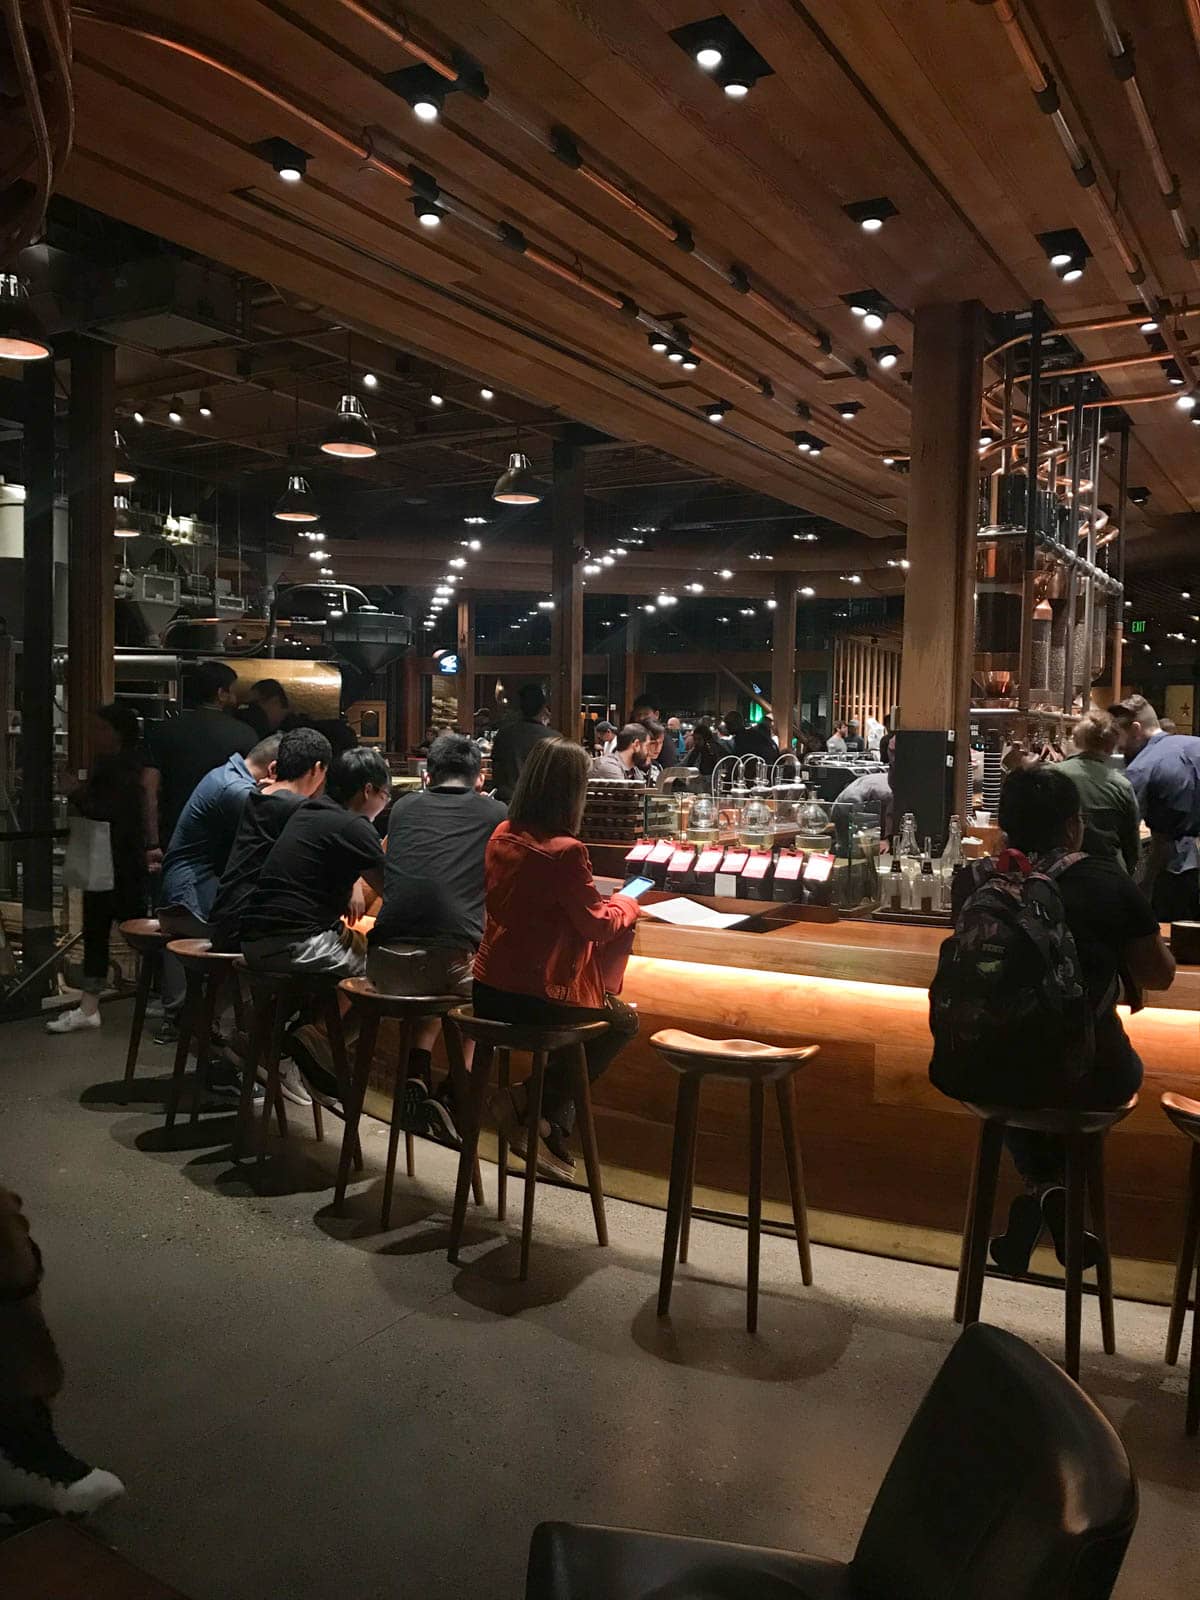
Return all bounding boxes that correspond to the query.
[772,571,798,751]
[455,589,474,733]
[623,604,641,720]
[67,338,116,774]
[549,440,584,740]
[402,653,421,753]
[22,355,58,977]
[898,301,985,815]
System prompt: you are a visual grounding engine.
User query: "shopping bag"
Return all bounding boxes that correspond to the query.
[63,816,114,893]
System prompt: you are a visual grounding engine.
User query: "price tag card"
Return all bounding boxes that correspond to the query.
[773,853,804,881]
[647,840,676,864]
[624,842,653,864]
[694,848,724,873]
[742,852,772,879]
[804,852,834,883]
[668,848,696,873]
[719,850,748,875]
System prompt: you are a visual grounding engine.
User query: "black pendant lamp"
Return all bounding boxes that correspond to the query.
[321,331,378,458]
[113,494,137,538]
[113,429,136,484]
[0,274,51,361]
[274,382,320,522]
[492,451,542,505]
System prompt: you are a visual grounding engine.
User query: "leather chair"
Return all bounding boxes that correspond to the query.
[1161,1091,1200,1434]
[525,1323,1137,1600]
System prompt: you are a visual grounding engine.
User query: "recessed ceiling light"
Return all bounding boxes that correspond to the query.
[695,45,723,70]
[722,77,751,98]
[1140,318,1159,334]
[167,400,183,424]
[362,372,378,388]
[799,586,815,597]
[872,345,902,369]
[704,401,729,422]
[1177,394,1197,411]
[480,387,494,400]
[132,411,145,424]
[843,197,898,232]
[686,582,704,593]
[430,393,444,406]
[717,568,733,579]
[413,96,441,123]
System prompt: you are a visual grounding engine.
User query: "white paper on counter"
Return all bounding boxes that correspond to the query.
[640,896,752,929]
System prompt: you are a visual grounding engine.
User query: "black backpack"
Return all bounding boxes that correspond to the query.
[929,849,1095,1107]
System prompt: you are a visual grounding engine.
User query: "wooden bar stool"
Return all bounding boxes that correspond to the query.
[446,1007,611,1281]
[954,1098,1136,1381]
[1161,1092,1200,1435]
[117,917,167,1100]
[332,978,484,1227]
[649,1029,819,1333]
[163,940,246,1128]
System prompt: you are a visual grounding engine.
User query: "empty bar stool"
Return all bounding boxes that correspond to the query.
[650,1029,819,1333]
[1162,1092,1200,1435]
[955,1098,1136,1381]
[163,939,246,1129]
[333,978,484,1228]
[116,917,167,1100]
[447,1008,610,1281]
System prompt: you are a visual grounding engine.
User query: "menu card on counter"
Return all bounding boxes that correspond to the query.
[774,854,804,881]
[647,840,676,865]
[625,842,653,864]
[640,897,752,930]
[719,850,748,874]
[694,848,724,874]
[742,853,772,880]
[668,847,696,873]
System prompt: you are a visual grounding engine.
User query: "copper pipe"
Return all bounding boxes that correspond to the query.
[983,345,1198,406]
[984,307,1200,365]
[578,166,675,241]
[522,245,625,312]
[331,0,456,80]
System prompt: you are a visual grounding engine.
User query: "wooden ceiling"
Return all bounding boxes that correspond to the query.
[48,0,1200,588]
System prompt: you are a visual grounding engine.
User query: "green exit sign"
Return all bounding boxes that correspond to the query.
[1130,619,1147,634]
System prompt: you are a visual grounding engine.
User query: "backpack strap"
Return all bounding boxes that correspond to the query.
[1042,850,1087,880]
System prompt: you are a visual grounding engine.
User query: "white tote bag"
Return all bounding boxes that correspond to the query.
[63,816,115,893]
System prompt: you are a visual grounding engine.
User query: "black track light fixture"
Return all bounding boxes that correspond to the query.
[648,332,670,354]
[384,63,451,123]
[113,430,136,484]
[842,197,897,233]
[492,452,543,504]
[669,17,774,97]
[1128,486,1151,506]
[835,400,864,420]
[703,400,730,423]
[252,137,309,183]
[1163,359,1185,386]
[412,196,445,229]
[872,344,902,369]
[198,392,214,418]
[1037,227,1091,283]
[0,274,51,360]
[841,288,891,332]
[794,431,827,455]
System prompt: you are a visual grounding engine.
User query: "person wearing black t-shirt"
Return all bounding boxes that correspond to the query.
[370,732,507,1143]
[950,765,1175,1277]
[147,661,256,845]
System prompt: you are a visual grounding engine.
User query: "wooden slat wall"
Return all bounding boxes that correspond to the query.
[833,635,902,730]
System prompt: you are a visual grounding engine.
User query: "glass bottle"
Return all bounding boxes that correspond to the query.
[688,793,718,844]
[939,815,963,911]
[898,812,920,906]
[739,796,774,851]
[918,835,937,915]
[885,836,906,912]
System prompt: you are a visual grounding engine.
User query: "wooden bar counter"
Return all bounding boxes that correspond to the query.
[576,915,1200,1301]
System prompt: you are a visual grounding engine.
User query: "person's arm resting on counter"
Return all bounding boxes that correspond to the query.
[555,842,641,942]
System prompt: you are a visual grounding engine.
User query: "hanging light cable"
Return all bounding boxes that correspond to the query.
[320,329,378,458]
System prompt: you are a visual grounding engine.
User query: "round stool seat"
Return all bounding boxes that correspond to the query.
[963,1097,1137,1136]
[651,1028,819,1082]
[1163,1092,1200,1143]
[118,917,166,953]
[165,938,244,966]
[339,977,461,1018]
[243,966,342,995]
[448,1004,609,1054]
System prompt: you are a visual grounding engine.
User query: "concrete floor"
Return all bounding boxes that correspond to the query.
[1,1005,1198,1599]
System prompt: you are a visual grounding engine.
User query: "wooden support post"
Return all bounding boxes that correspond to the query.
[550,441,584,740]
[455,589,474,734]
[898,301,985,820]
[67,338,116,775]
[21,355,58,978]
[773,571,798,751]
[402,654,421,754]
[623,605,640,721]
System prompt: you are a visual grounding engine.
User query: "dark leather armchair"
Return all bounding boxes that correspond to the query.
[526,1324,1136,1600]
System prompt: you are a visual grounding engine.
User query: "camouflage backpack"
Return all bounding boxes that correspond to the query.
[929,849,1095,1106]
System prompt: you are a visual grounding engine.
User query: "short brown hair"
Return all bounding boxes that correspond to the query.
[1072,709,1117,755]
[507,737,590,837]
[1109,693,1158,730]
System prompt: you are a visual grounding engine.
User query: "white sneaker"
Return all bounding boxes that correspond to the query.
[277,1060,312,1107]
[0,1403,125,1516]
[45,1008,100,1035]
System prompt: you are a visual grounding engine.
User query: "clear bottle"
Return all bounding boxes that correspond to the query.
[898,812,920,907]
[885,836,906,912]
[918,836,937,914]
[939,815,964,911]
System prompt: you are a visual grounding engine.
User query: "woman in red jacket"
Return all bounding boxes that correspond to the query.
[475,737,641,1179]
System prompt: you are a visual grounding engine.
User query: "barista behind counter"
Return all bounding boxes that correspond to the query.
[829,733,893,856]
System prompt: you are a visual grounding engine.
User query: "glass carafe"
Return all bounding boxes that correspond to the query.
[738,796,774,851]
[688,793,718,843]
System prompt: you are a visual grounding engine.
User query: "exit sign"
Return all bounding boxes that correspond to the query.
[1130,619,1147,634]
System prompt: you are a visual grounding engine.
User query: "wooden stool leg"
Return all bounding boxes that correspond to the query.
[257,999,288,1171]
[1085,1133,1117,1356]
[954,1124,985,1324]
[572,1045,608,1248]
[441,1017,485,1208]
[1187,1219,1200,1437]
[382,1019,416,1231]
[776,1072,813,1287]
[679,1104,698,1265]
[122,950,154,1098]
[189,971,226,1125]
[334,1008,378,1214]
[1063,1133,1087,1381]
[962,1119,1004,1327]
[447,1035,492,1261]
[230,976,247,1038]
[165,969,203,1130]
[1167,1147,1200,1365]
[322,997,360,1168]
[658,1075,701,1318]
[495,1048,510,1221]
[234,998,273,1161]
[747,1078,764,1333]
[519,1053,547,1282]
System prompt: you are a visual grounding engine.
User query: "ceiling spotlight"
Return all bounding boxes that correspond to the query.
[717,568,733,579]
[311,529,326,542]
[739,607,755,617]
[132,411,145,425]
[1163,360,1185,386]
[480,387,494,401]
[842,290,890,328]
[704,401,730,422]
[979,427,998,448]
[793,531,819,542]
[422,619,436,629]
[695,44,723,69]
[449,557,467,569]
[320,392,378,457]
[642,604,656,614]
[167,400,183,424]
[255,137,309,184]
[538,599,555,610]
[799,585,815,597]
[1038,227,1090,283]
[794,431,825,453]
[1177,394,1197,411]
[467,538,482,550]
[808,437,826,455]
[274,472,320,523]
[430,393,444,406]
[686,582,705,593]
[648,333,670,354]
[843,197,898,232]
[113,430,136,484]
[583,562,601,576]
[656,593,677,606]
[722,76,751,98]
[600,554,615,566]
[681,353,699,371]
[0,274,51,360]
[198,392,214,418]
[1141,318,1159,334]
[836,401,864,420]
[872,345,902,369]
[308,548,326,561]
[841,573,863,584]
[667,346,685,364]
[412,196,444,228]
[362,372,378,389]
[492,451,542,504]
[464,515,488,524]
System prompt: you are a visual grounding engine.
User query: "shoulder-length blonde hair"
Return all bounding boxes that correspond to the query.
[507,737,589,838]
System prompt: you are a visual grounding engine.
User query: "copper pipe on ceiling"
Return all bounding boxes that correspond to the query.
[982,344,1199,406]
[333,0,456,81]
[984,305,1200,365]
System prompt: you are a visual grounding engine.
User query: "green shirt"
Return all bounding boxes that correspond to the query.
[1057,753,1140,873]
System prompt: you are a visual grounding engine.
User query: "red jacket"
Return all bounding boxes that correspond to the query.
[474,822,640,1009]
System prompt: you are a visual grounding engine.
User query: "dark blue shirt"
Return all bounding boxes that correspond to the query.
[1124,731,1200,875]
[159,753,255,919]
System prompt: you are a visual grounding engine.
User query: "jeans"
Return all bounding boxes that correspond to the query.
[472,981,639,1135]
[1004,1049,1144,1187]
[157,904,210,1019]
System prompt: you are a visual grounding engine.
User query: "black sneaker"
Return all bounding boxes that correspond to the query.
[0,1400,124,1517]
[204,1062,261,1103]
[422,1086,461,1149]
[1040,1186,1101,1272]
[400,1076,430,1134]
[539,1128,576,1182]
[153,1019,179,1047]
[988,1193,1044,1277]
